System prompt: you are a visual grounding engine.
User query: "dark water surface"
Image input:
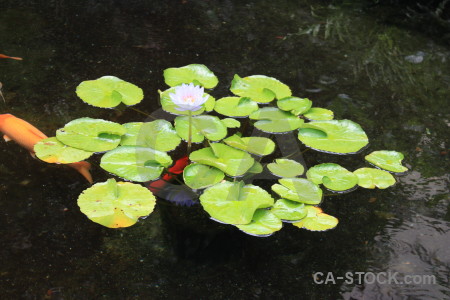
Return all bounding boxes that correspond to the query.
[0,1,449,299]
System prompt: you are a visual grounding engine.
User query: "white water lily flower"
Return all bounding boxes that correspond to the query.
[169,83,209,112]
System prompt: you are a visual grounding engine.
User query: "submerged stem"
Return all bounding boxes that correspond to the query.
[300,148,310,155]
[187,110,192,154]
[0,82,5,103]
[129,107,157,120]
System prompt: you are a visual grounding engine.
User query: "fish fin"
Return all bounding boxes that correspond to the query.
[29,152,36,158]
[3,134,12,142]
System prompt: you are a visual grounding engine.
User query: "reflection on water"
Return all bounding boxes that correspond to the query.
[0,0,449,299]
[343,214,450,300]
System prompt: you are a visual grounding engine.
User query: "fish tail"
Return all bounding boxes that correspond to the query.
[68,161,93,184]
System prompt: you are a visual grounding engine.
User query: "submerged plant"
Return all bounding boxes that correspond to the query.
[34,64,408,237]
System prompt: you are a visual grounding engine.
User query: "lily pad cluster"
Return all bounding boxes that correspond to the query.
[33,66,407,235]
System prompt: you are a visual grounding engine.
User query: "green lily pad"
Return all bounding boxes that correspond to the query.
[76,76,144,108]
[267,158,305,177]
[160,87,215,116]
[298,119,369,154]
[306,163,358,192]
[214,96,259,117]
[200,181,274,224]
[221,118,241,128]
[271,199,307,222]
[249,107,304,133]
[175,115,228,143]
[100,146,172,182]
[230,75,291,103]
[292,206,338,231]
[183,163,225,189]
[271,178,322,204]
[120,120,181,152]
[223,134,275,156]
[277,97,312,115]
[189,143,255,177]
[365,150,408,173]
[78,178,156,228]
[163,64,218,88]
[34,137,94,164]
[247,161,263,174]
[304,107,334,121]
[353,168,396,189]
[235,209,283,237]
[56,118,126,152]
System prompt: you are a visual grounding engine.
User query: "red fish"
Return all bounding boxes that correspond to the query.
[0,114,93,183]
[148,156,189,189]
[147,156,198,206]
[164,156,189,179]
[0,53,23,60]
[147,156,188,191]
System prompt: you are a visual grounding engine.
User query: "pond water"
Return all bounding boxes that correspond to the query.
[0,1,449,299]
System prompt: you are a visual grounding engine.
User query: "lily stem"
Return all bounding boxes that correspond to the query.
[129,107,157,120]
[300,148,310,154]
[187,110,192,155]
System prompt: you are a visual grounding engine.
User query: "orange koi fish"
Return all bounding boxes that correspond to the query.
[0,53,23,60]
[0,114,92,183]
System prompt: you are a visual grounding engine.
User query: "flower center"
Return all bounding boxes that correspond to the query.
[183,95,195,103]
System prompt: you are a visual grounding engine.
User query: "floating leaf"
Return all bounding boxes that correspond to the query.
[78,179,156,228]
[298,120,369,154]
[200,181,274,224]
[247,161,263,174]
[353,168,396,189]
[221,118,241,128]
[271,178,322,204]
[34,137,93,163]
[214,96,259,117]
[100,146,172,182]
[76,76,143,108]
[230,75,291,103]
[306,163,358,192]
[175,115,227,142]
[120,121,181,152]
[223,134,275,156]
[249,107,304,133]
[189,143,255,177]
[160,87,215,116]
[365,150,408,173]
[56,118,126,152]
[267,158,305,177]
[292,206,338,231]
[277,97,312,115]
[271,199,307,222]
[163,64,218,88]
[304,107,334,121]
[183,163,225,189]
[235,209,282,237]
